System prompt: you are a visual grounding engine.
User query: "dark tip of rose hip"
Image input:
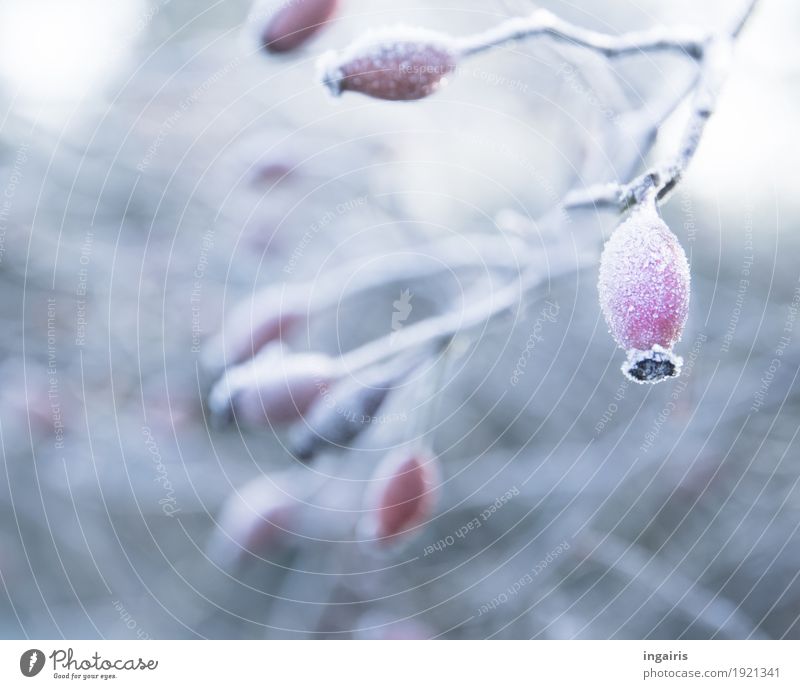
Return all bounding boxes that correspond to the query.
[626,357,677,383]
[623,345,683,384]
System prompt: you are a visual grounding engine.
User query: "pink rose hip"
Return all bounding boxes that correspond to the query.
[598,201,690,384]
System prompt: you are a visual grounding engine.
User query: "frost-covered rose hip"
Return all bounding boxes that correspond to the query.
[319,27,458,100]
[598,201,690,384]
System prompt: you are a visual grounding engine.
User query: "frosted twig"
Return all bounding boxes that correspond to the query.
[288,232,530,310]
[320,9,711,101]
[562,0,757,214]
[339,252,591,374]
[568,37,732,213]
[204,233,529,373]
[458,9,708,60]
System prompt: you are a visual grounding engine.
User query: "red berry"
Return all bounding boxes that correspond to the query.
[207,472,305,568]
[364,447,439,545]
[319,27,458,100]
[260,0,339,54]
[598,202,690,383]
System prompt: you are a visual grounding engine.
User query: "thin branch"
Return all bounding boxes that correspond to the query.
[649,38,732,200]
[731,0,760,38]
[297,233,530,309]
[340,252,591,373]
[562,38,730,213]
[204,233,531,373]
[562,0,758,214]
[458,8,708,60]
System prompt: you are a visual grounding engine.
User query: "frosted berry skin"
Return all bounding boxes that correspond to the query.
[598,202,690,384]
[319,28,457,101]
[261,0,339,54]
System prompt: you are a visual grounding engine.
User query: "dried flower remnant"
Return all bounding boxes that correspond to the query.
[364,448,440,545]
[260,0,340,54]
[319,27,458,100]
[598,201,690,383]
[208,344,340,427]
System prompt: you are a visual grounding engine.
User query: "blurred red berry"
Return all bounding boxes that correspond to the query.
[207,473,304,568]
[261,0,340,54]
[364,447,439,545]
[202,289,305,374]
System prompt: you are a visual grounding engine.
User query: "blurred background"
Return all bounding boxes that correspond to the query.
[0,0,798,639]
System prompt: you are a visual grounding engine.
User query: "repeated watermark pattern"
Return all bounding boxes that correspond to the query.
[751,278,800,412]
[639,333,707,454]
[477,540,570,616]
[142,426,180,517]
[0,140,29,268]
[47,298,65,450]
[720,201,754,354]
[283,195,369,274]
[190,227,216,354]
[74,231,94,347]
[554,62,621,125]
[111,598,151,639]
[594,378,630,435]
[510,300,559,385]
[137,57,242,172]
[424,486,520,556]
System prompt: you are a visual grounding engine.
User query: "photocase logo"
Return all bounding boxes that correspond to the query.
[20,649,45,677]
[391,289,413,343]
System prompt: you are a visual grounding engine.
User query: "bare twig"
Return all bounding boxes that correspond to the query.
[562,0,758,214]
[458,9,708,60]
[281,232,530,311]
[569,37,732,213]
[339,252,591,373]
[204,233,530,373]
